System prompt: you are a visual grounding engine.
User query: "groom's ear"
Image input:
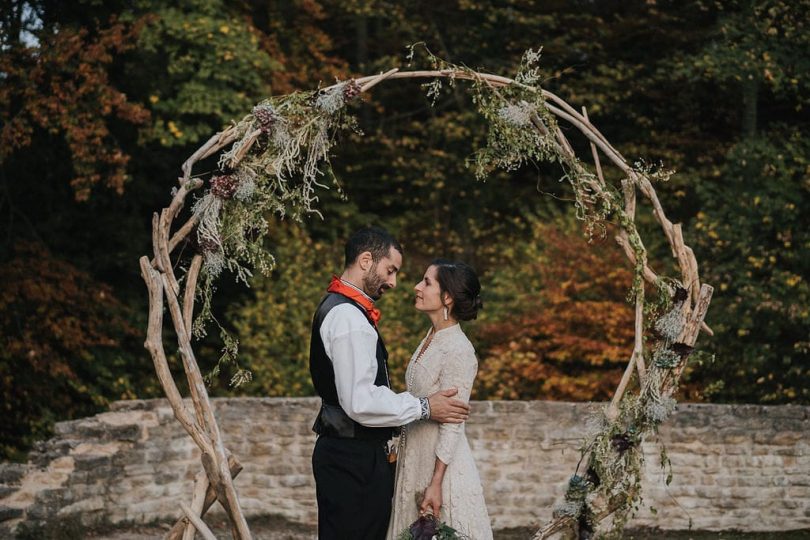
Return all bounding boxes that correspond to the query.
[357,251,373,271]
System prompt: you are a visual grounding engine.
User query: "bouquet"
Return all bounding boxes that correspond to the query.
[396,514,469,540]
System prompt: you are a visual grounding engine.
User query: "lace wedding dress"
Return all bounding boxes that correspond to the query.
[386,324,493,540]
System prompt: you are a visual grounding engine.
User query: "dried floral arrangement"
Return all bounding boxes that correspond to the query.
[139,46,713,540]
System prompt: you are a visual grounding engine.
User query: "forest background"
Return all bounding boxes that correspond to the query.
[1,0,808,461]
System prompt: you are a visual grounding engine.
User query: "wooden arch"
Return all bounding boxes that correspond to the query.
[139,66,713,540]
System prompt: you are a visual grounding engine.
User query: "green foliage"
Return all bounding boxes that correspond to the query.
[128,0,276,147]
[668,0,810,98]
[229,223,338,396]
[689,132,810,402]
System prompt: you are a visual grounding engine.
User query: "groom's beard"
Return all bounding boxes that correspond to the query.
[363,264,390,300]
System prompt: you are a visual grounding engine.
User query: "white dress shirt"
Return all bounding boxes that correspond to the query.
[320,302,422,427]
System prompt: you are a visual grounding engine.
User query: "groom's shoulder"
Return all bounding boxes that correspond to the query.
[320,300,374,336]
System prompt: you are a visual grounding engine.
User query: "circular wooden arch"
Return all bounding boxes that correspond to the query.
[139,66,713,540]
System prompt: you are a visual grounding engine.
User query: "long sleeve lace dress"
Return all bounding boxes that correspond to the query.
[386,324,493,540]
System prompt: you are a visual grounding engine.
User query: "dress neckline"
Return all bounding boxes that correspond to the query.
[425,322,460,339]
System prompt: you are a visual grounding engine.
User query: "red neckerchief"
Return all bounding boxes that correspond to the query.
[327,275,381,327]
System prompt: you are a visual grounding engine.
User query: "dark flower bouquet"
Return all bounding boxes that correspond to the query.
[396,514,469,540]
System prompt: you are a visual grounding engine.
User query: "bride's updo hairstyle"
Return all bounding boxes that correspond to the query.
[432,259,484,321]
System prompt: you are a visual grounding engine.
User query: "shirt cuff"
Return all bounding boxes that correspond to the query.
[419,397,431,420]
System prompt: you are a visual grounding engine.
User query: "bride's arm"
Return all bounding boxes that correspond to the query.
[435,347,478,464]
[420,459,448,517]
[421,346,478,516]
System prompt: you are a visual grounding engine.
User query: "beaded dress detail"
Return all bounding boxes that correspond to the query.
[386,324,493,539]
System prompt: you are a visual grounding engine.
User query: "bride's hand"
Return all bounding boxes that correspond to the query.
[419,482,442,518]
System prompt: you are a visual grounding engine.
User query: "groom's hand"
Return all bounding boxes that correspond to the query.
[427,388,470,423]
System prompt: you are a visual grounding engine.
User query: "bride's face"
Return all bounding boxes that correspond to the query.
[414,265,445,313]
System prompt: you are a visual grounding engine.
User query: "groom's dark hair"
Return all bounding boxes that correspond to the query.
[344,226,402,268]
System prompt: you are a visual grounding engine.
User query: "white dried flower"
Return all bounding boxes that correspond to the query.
[234,169,257,201]
[498,100,536,127]
[192,193,224,253]
[655,307,684,342]
[271,122,292,148]
[553,500,582,519]
[203,249,225,278]
[646,397,677,424]
[523,48,543,66]
[230,368,253,388]
[315,84,346,114]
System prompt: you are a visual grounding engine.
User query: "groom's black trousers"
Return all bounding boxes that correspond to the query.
[312,435,394,540]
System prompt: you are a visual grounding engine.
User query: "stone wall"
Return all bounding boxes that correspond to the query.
[1,398,808,535]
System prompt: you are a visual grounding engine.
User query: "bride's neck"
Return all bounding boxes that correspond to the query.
[429,314,458,332]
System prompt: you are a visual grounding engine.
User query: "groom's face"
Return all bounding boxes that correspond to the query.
[362,246,402,300]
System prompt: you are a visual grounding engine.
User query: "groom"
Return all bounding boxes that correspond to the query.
[310,226,470,539]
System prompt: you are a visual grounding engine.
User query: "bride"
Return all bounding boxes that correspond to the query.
[387,260,493,539]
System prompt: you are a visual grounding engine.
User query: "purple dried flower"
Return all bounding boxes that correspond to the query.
[211,174,239,199]
[252,104,277,133]
[409,515,438,540]
[343,79,362,101]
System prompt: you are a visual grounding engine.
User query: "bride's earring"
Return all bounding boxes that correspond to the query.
[443,306,449,321]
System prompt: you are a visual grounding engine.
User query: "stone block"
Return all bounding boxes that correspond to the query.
[0,463,29,486]
[0,506,23,522]
[279,475,311,488]
[60,495,105,514]
[73,454,111,472]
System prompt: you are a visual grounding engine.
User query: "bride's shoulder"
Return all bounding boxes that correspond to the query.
[446,326,477,358]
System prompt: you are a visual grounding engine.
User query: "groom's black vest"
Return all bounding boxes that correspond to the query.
[309,292,395,441]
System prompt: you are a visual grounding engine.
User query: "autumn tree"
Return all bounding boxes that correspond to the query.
[0,242,153,460]
[473,215,635,401]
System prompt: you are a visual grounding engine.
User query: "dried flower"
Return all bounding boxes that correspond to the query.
[611,432,635,454]
[654,307,684,342]
[646,397,677,424]
[252,103,277,133]
[566,474,590,501]
[233,168,257,201]
[653,347,680,370]
[211,174,239,199]
[342,79,362,102]
[497,100,536,127]
[315,84,347,114]
[192,193,223,261]
[397,514,467,540]
[203,249,225,278]
[553,500,583,519]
